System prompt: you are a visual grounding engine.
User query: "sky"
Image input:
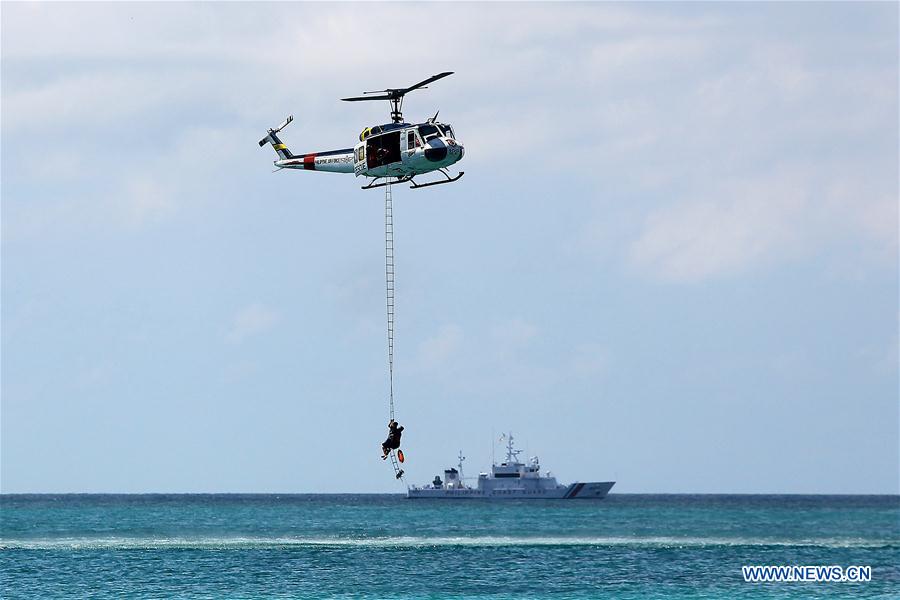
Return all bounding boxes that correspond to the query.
[2,2,897,494]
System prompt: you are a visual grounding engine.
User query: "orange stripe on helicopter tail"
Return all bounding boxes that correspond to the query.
[303,154,316,170]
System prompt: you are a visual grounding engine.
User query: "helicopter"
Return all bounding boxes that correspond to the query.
[259,72,464,190]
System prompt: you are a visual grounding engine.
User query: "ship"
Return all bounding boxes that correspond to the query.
[407,433,615,499]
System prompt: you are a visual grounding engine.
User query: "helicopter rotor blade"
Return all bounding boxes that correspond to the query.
[341,94,393,102]
[400,72,453,95]
[340,72,454,103]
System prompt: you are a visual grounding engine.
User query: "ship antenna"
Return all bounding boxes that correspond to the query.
[457,450,466,480]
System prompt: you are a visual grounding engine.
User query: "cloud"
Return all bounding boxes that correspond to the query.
[628,170,810,282]
[568,19,898,283]
[3,2,895,274]
[226,304,280,344]
[627,162,897,283]
[2,122,251,242]
[75,361,115,390]
[417,324,463,369]
[2,71,181,135]
[488,318,539,363]
[121,176,175,227]
[570,343,610,377]
[491,318,538,348]
[325,270,379,309]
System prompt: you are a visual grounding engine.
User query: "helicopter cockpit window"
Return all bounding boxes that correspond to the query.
[442,125,455,139]
[418,124,442,141]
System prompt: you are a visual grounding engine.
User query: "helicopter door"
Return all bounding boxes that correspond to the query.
[403,129,420,159]
[354,141,366,175]
[367,132,401,168]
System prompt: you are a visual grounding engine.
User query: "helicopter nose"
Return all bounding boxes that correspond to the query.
[424,138,448,162]
[448,139,464,160]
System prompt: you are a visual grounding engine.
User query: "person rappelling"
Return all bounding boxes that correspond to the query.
[381,419,404,460]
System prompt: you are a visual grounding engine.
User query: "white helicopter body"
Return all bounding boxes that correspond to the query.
[260,72,464,189]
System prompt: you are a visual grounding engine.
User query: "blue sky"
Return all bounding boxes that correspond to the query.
[2,2,897,494]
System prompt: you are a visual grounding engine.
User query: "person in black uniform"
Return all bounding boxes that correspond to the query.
[381,419,404,459]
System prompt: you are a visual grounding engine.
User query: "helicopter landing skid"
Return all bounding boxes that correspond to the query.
[409,169,464,190]
[361,175,413,190]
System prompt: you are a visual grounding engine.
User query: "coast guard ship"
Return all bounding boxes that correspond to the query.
[407,434,615,499]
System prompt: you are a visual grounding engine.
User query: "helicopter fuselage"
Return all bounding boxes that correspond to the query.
[261,72,464,189]
[273,121,464,181]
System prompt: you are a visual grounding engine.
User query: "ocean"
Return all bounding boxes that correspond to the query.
[1,494,897,598]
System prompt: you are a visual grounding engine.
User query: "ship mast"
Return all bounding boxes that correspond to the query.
[505,433,522,463]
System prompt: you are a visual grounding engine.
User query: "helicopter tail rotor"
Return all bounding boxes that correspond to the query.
[259,115,294,160]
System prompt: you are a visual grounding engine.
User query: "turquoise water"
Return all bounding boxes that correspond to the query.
[1,494,897,598]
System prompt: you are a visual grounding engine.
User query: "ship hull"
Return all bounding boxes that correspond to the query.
[407,481,614,499]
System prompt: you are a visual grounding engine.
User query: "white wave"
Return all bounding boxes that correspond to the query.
[0,535,896,550]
